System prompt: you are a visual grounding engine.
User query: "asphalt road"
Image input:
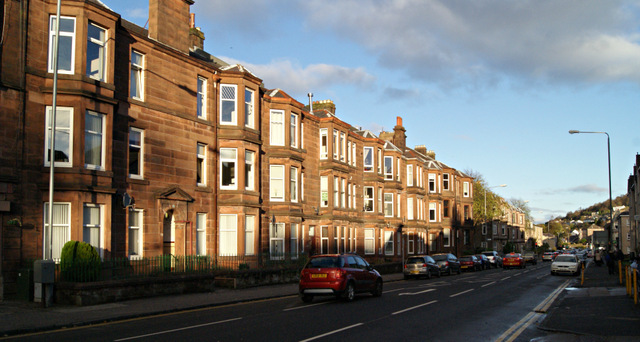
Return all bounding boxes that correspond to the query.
[5,262,572,342]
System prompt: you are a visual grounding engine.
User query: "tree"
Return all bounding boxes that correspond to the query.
[465,169,506,223]
[503,242,515,254]
[510,198,532,226]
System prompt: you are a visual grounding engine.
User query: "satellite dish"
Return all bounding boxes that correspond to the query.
[123,192,133,207]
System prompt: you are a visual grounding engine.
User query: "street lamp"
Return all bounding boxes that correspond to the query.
[569,130,613,250]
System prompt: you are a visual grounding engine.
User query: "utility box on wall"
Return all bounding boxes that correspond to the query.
[34,260,55,305]
[34,260,55,284]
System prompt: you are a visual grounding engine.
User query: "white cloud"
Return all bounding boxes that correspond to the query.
[219,57,375,97]
[301,0,640,87]
[566,184,609,194]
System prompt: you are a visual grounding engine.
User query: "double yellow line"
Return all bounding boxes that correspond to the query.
[495,279,571,342]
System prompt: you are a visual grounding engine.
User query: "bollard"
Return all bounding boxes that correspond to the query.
[619,260,623,285]
[627,266,632,296]
[635,270,638,305]
[581,262,585,285]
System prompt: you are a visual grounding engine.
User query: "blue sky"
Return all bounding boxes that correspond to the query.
[103,0,640,224]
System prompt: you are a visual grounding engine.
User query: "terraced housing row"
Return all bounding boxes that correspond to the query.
[0,0,475,297]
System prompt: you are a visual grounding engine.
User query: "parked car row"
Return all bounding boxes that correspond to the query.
[298,250,548,303]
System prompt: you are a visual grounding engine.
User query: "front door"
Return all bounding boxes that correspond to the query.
[163,210,175,256]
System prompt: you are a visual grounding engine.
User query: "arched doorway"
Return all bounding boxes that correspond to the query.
[163,210,175,256]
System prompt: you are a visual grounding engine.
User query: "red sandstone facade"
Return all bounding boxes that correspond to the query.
[0,0,473,299]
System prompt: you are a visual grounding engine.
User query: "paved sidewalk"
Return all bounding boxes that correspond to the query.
[537,260,640,341]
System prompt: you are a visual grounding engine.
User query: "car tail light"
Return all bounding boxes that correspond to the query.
[404,264,408,269]
[335,269,346,279]
[423,264,428,268]
[445,262,449,266]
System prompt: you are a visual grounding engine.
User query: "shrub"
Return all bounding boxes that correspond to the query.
[60,240,101,282]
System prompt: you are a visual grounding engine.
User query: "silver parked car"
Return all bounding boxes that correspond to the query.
[404,255,441,280]
[482,251,503,268]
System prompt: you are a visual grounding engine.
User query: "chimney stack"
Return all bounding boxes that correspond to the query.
[392,116,406,151]
[149,0,194,54]
[189,13,205,50]
[312,100,336,115]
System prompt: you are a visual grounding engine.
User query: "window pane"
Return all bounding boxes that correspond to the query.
[85,112,103,167]
[86,23,105,80]
[245,215,255,255]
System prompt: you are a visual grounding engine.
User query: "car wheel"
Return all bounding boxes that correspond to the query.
[437,269,441,278]
[372,279,383,297]
[426,269,432,279]
[551,271,555,276]
[403,274,410,280]
[301,295,313,303]
[457,267,462,275]
[343,282,355,302]
[448,268,453,276]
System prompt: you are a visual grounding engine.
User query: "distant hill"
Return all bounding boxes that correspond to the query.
[562,194,628,221]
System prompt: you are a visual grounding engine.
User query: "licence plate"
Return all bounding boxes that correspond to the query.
[311,274,327,279]
[411,270,419,274]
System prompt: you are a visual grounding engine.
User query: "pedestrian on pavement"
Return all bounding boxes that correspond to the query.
[595,249,603,266]
[616,248,624,263]
[605,251,615,275]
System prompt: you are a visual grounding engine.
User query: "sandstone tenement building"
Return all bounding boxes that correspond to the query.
[0,0,474,298]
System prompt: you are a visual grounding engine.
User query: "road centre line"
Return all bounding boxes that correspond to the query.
[299,323,364,342]
[114,317,242,341]
[501,276,512,281]
[392,300,438,315]
[399,289,436,296]
[383,288,405,293]
[284,302,329,311]
[450,289,474,297]
[481,281,496,287]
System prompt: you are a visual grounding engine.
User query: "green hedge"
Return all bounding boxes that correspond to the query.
[60,241,101,282]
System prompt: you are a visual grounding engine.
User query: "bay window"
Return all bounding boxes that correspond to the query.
[86,22,106,81]
[48,16,76,74]
[220,148,236,189]
[270,165,285,201]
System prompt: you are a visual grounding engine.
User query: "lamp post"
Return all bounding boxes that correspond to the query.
[569,130,613,250]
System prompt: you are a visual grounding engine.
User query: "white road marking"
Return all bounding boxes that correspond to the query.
[450,289,474,297]
[392,300,438,315]
[481,281,497,288]
[398,289,436,296]
[114,317,242,341]
[501,276,512,281]
[284,302,330,311]
[299,323,364,342]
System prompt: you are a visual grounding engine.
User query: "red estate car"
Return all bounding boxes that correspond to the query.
[502,253,526,269]
[299,254,383,303]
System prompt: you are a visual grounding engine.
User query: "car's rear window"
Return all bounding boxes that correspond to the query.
[482,252,494,256]
[407,257,425,264]
[306,257,343,268]
[459,257,473,261]
[555,255,576,263]
[432,255,447,261]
